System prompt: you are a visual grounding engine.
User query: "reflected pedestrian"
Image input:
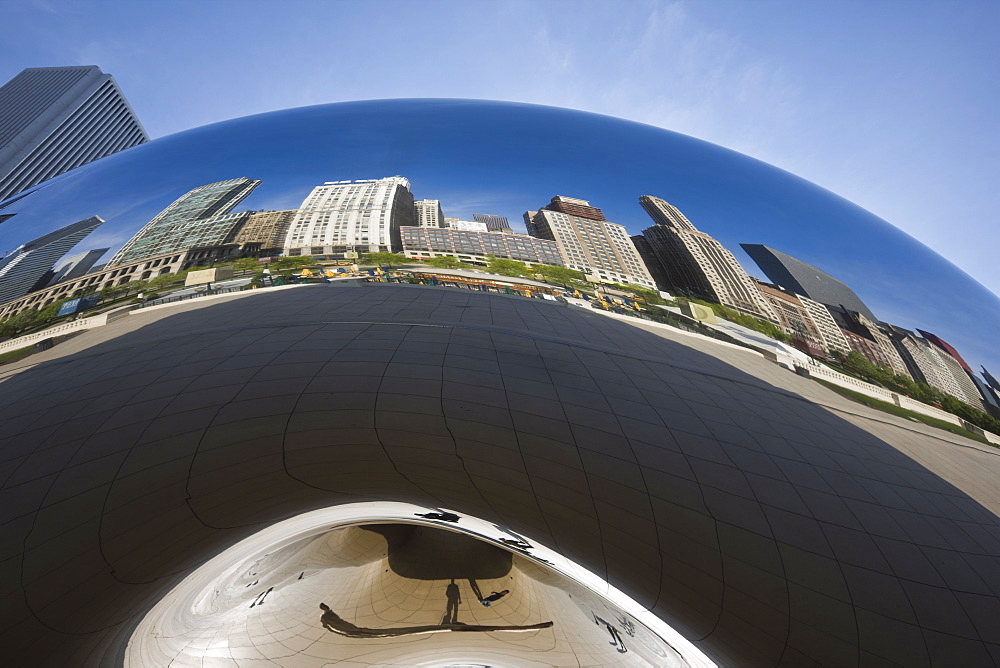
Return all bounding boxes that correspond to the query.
[442,580,462,624]
[480,589,509,607]
[415,511,460,523]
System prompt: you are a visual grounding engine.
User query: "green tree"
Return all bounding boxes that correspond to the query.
[121,280,149,299]
[271,255,315,270]
[232,257,261,274]
[147,272,184,292]
[485,257,529,277]
[424,255,466,269]
[0,309,42,338]
[99,284,126,304]
[533,264,586,286]
[358,252,408,268]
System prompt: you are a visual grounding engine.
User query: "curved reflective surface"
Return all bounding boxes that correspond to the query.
[128,502,710,667]
[3,100,1000,667]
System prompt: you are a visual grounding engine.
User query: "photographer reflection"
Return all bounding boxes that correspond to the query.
[442,579,462,624]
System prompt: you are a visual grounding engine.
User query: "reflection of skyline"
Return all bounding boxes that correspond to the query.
[23,162,994,414]
[0,99,995,376]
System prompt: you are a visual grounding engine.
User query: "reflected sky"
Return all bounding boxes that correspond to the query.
[0,98,997,373]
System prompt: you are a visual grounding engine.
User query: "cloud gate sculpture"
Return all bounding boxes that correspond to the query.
[1,100,1000,666]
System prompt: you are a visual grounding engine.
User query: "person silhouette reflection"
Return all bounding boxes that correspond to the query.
[415,511,460,523]
[442,579,462,624]
[318,602,553,637]
[480,589,509,607]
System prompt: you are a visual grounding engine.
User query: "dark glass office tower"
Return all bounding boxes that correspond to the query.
[0,66,148,202]
[0,215,103,304]
[741,243,878,322]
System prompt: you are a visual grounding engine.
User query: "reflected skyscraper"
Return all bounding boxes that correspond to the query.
[47,247,108,286]
[231,210,297,254]
[0,215,102,304]
[109,178,260,266]
[741,243,877,323]
[0,66,147,202]
[639,195,779,321]
[414,199,445,228]
[284,176,414,255]
[525,196,654,288]
[918,329,991,411]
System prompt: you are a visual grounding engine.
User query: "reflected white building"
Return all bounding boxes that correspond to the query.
[284,176,414,255]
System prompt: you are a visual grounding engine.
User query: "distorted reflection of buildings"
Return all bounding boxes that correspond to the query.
[738,242,997,411]
[0,248,206,318]
[473,213,513,232]
[0,215,103,305]
[230,209,298,256]
[525,195,655,288]
[839,310,912,379]
[638,195,779,322]
[918,329,994,413]
[109,177,261,266]
[414,199,446,228]
[741,243,879,323]
[401,226,564,266]
[755,281,851,358]
[283,176,414,256]
[0,66,148,201]
[45,248,108,287]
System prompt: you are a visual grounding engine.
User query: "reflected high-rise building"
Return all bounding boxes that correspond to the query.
[231,210,297,254]
[47,247,108,286]
[840,310,912,379]
[414,199,445,228]
[109,178,261,266]
[525,196,655,288]
[741,243,877,323]
[0,66,147,202]
[884,323,996,412]
[0,216,103,305]
[755,281,851,357]
[639,195,779,321]
[284,177,414,255]
[917,329,991,412]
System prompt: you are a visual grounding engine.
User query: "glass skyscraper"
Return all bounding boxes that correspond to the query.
[0,66,147,202]
[108,177,260,266]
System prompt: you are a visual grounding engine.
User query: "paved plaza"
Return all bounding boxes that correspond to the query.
[2,283,1000,665]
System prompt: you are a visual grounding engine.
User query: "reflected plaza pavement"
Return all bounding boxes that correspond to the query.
[3,282,1000,665]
